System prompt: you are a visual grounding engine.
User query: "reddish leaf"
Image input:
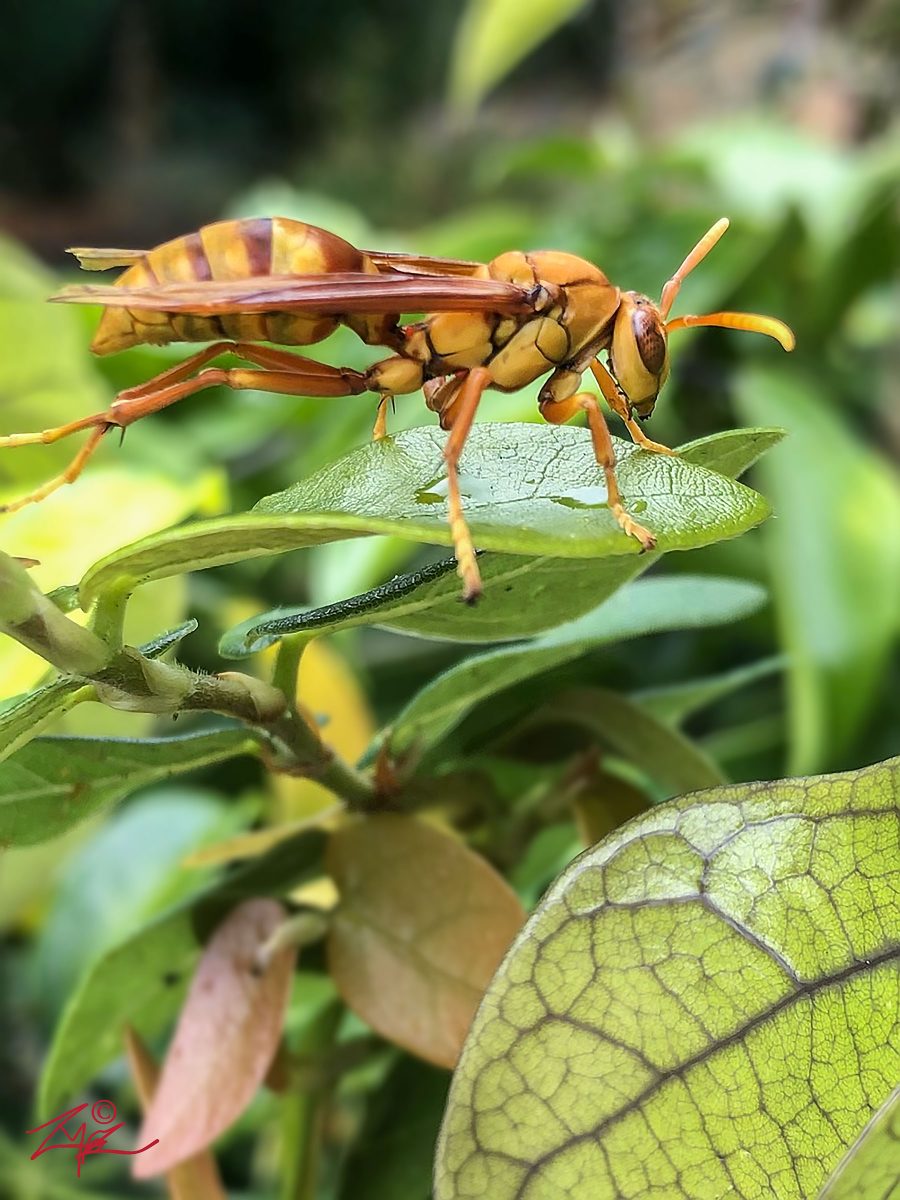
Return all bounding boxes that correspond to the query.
[327,815,525,1069]
[124,1025,227,1200]
[133,899,295,1178]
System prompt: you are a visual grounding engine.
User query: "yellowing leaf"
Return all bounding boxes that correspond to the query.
[133,899,295,1178]
[0,469,219,700]
[327,815,525,1069]
[435,756,900,1199]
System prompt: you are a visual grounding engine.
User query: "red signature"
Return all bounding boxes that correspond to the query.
[27,1100,159,1177]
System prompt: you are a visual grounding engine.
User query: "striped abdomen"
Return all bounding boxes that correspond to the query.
[91,218,380,355]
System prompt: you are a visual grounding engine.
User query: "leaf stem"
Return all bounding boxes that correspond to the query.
[279,1000,343,1200]
[87,651,378,809]
[271,632,311,703]
[88,579,132,652]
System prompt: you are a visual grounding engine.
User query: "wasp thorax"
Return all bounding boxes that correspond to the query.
[609,292,670,417]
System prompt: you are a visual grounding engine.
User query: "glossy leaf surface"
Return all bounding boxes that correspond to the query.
[80,425,774,608]
[221,428,779,651]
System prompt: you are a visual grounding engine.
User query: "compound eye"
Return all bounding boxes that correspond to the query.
[632,308,667,377]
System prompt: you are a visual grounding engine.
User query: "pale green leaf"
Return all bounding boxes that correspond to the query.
[385,575,767,758]
[449,0,591,111]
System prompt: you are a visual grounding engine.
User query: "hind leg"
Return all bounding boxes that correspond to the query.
[0,349,367,513]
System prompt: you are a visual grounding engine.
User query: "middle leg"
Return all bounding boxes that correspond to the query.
[436,367,492,603]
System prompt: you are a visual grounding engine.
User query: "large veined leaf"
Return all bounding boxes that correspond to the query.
[78,426,774,608]
[219,428,781,651]
[384,575,767,759]
[434,756,900,1200]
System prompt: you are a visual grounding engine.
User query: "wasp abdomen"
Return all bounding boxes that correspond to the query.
[90,218,372,355]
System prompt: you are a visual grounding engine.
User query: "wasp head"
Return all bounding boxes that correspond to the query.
[608,292,670,419]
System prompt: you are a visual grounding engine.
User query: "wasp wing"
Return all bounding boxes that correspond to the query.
[51,272,532,315]
[66,247,148,271]
[364,249,485,277]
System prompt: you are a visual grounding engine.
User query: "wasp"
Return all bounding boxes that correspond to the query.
[0,216,793,601]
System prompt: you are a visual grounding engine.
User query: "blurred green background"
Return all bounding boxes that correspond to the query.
[0,1,898,1195]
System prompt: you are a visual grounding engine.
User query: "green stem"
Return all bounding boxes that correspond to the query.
[280,1001,343,1200]
[90,650,378,809]
[88,579,132,652]
[272,632,311,703]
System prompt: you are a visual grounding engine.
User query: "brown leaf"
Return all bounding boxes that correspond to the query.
[132,898,295,1178]
[573,770,650,845]
[124,1026,227,1200]
[327,815,525,1069]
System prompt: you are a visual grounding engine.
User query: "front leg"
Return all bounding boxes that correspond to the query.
[538,368,655,552]
[589,360,677,456]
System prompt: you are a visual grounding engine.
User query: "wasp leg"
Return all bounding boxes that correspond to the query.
[0,353,367,513]
[539,376,655,552]
[373,396,390,440]
[0,427,109,513]
[589,360,676,456]
[439,366,491,604]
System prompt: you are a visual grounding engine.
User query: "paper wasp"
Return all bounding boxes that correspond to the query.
[0,216,793,601]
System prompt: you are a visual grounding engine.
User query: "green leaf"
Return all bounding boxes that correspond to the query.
[0,729,259,846]
[818,1085,900,1200]
[338,1056,449,1200]
[385,575,767,759]
[736,367,900,773]
[537,686,727,794]
[435,755,900,1199]
[636,656,784,726]
[449,0,591,112]
[79,425,775,608]
[217,428,782,652]
[30,787,255,1016]
[0,678,92,763]
[38,826,327,1117]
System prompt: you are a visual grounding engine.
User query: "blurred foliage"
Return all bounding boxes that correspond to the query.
[0,1,898,1197]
